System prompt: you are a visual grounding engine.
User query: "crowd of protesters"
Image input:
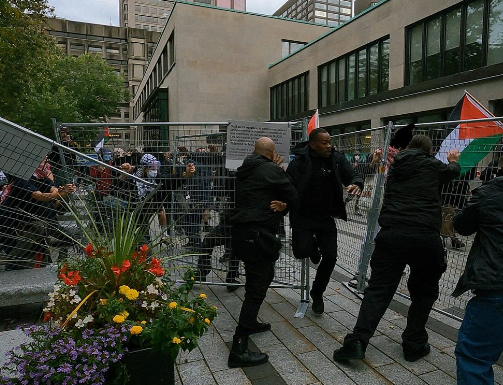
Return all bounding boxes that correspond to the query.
[1,125,502,384]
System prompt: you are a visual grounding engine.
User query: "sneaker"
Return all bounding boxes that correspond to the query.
[333,340,365,362]
[310,291,324,315]
[403,343,430,362]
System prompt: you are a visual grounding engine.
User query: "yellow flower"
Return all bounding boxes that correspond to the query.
[169,302,178,309]
[172,337,181,344]
[188,317,195,324]
[130,325,143,335]
[199,293,207,299]
[99,299,107,305]
[190,277,194,281]
[121,310,129,318]
[141,320,147,325]
[113,315,125,323]
[125,289,139,300]
[204,318,211,325]
[119,285,130,295]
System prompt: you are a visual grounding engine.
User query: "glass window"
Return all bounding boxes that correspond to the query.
[328,5,339,11]
[329,61,337,105]
[292,77,299,114]
[315,18,326,23]
[369,44,379,95]
[340,0,351,6]
[464,0,484,70]
[282,41,290,58]
[340,15,350,21]
[320,65,328,107]
[348,53,356,101]
[444,8,461,76]
[358,48,367,98]
[425,16,441,80]
[315,2,327,9]
[488,0,503,65]
[338,57,346,102]
[287,81,293,116]
[300,75,306,112]
[315,10,327,17]
[380,39,389,92]
[281,83,287,117]
[408,23,423,85]
[340,7,351,14]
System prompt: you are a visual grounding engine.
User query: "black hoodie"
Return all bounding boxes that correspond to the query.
[231,154,297,232]
[378,148,460,231]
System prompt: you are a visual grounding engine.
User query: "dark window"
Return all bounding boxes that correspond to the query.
[369,43,379,96]
[357,48,367,98]
[338,57,346,102]
[348,53,356,101]
[406,0,503,85]
[270,73,309,120]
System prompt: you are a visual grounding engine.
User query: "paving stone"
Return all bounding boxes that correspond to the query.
[211,310,238,333]
[375,318,404,343]
[257,302,287,324]
[262,343,318,385]
[212,368,251,385]
[198,331,231,372]
[266,290,288,304]
[328,309,358,331]
[419,369,456,385]
[375,363,428,385]
[178,346,204,364]
[250,330,282,350]
[424,329,457,351]
[364,344,396,368]
[422,346,457,377]
[317,296,346,313]
[178,359,217,385]
[270,320,317,355]
[297,350,356,384]
[271,301,315,328]
[328,295,362,314]
[331,359,390,385]
[308,310,351,336]
[369,335,437,375]
[297,325,340,358]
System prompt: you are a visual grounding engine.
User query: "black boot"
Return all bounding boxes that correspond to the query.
[228,335,269,368]
[333,340,365,362]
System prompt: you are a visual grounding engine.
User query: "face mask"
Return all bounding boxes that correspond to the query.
[148,170,157,178]
[103,155,112,162]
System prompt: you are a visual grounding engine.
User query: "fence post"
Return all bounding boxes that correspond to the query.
[355,122,393,292]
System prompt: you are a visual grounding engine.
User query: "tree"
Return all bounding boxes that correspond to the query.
[0,1,129,138]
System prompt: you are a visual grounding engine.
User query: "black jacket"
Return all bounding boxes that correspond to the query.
[286,146,364,225]
[231,154,297,232]
[452,176,503,297]
[378,149,460,231]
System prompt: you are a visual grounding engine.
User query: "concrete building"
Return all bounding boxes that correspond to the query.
[354,0,379,15]
[268,0,503,142]
[46,18,160,125]
[131,2,331,125]
[273,0,353,28]
[120,0,246,32]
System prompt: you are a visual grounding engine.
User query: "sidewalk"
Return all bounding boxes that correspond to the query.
[1,269,502,385]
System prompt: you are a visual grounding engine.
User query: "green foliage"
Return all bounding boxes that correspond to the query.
[0,1,128,138]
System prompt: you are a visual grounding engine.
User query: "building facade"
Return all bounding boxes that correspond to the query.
[273,0,353,27]
[46,18,161,124]
[268,0,503,141]
[131,2,330,126]
[120,0,246,32]
[354,0,379,15]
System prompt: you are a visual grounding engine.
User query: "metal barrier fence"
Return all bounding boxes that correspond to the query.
[347,118,503,321]
[0,118,311,316]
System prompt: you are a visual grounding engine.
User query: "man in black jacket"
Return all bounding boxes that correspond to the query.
[228,137,297,368]
[334,135,460,363]
[453,155,503,385]
[286,128,363,314]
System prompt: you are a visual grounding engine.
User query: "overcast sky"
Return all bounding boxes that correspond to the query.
[47,0,286,26]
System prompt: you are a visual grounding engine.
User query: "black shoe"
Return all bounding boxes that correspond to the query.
[403,343,430,362]
[310,252,321,264]
[228,335,269,368]
[226,278,240,292]
[310,292,324,315]
[333,340,365,362]
[247,322,271,335]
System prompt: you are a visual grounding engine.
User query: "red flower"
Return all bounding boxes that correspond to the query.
[59,270,82,286]
[111,266,121,276]
[43,312,52,322]
[84,244,95,257]
[132,251,146,263]
[121,260,131,272]
[148,257,164,277]
[140,244,148,253]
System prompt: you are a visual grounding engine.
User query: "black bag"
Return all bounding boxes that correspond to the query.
[254,230,282,261]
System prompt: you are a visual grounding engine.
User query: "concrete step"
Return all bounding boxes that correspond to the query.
[0,267,57,307]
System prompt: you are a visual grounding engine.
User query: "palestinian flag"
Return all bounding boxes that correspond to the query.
[435,91,503,174]
[92,126,111,153]
[307,109,319,136]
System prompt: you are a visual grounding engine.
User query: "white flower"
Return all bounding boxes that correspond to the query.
[146,284,158,295]
[141,301,149,308]
[75,319,85,328]
[69,289,76,297]
[161,293,167,301]
[83,315,94,324]
[150,301,159,310]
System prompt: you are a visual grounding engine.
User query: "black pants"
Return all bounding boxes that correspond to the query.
[344,228,446,352]
[232,227,276,336]
[292,217,338,297]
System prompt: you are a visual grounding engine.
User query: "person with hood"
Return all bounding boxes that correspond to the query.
[228,137,296,368]
[333,135,460,363]
[286,128,363,314]
[453,155,503,385]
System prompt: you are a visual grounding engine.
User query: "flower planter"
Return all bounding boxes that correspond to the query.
[108,347,175,385]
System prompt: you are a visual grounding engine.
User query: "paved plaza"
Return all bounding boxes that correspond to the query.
[3,266,501,384]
